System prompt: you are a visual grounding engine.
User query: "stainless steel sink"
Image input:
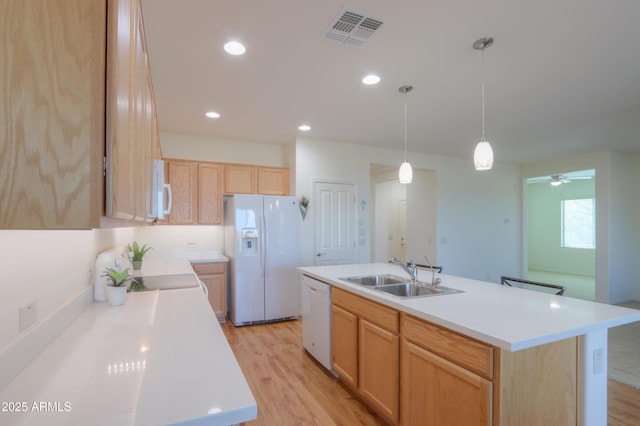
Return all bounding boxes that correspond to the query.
[340,274,408,287]
[374,283,463,298]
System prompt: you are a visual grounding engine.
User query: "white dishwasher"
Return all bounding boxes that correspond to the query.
[300,275,332,371]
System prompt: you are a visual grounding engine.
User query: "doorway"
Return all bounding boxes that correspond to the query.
[526,169,596,300]
[371,164,437,265]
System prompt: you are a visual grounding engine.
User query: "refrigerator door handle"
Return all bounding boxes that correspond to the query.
[261,209,267,278]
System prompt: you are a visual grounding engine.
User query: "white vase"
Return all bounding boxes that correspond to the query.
[106,285,127,306]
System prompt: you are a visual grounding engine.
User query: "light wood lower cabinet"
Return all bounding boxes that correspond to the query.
[402,336,492,426]
[331,288,399,425]
[329,288,579,426]
[360,319,399,423]
[192,262,227,322]
[330,304,358,389]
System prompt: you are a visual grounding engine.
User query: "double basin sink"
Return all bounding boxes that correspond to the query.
[340,274,462,298]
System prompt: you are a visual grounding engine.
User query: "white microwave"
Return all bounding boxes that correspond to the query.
[152,159,172,219]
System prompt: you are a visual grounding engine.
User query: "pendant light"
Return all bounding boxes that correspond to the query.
[473,37,494,171]
[398,85,413,184]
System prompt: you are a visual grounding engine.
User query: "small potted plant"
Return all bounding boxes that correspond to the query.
[299,196,309,220]
[127,241,153,270]
[102,266,131,305]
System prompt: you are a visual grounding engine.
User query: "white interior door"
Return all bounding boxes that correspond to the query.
[314,182,356,265]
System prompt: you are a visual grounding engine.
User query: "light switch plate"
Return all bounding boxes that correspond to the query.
[19,300,38,332]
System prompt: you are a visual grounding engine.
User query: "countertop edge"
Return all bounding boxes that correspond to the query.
[298,265,640,352]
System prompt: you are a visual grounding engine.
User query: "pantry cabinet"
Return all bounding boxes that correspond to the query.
[331,287,399,425]
[192,262,228,322]
[0,0,105,229]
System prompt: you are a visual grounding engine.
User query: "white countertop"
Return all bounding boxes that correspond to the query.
[0,256,255,426]
[298,263,640,351]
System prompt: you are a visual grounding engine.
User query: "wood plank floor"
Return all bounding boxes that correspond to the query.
[221,319,640,425]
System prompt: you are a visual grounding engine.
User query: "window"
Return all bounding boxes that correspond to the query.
[561,198,595,249]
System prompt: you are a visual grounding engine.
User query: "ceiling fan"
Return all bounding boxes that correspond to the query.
[528,174,592,186]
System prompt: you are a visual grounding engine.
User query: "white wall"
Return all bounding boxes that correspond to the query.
[295,137,521,282]
[133,225,223,252]
[160,132,288,166]
[406,169,438,265]
[634,155,640,301]
[0,227,134,352]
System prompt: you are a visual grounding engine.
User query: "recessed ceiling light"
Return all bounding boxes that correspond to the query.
[224,41,246,55]
[205,111,220,118]
[298,124,311,131]
[362,74,381,85]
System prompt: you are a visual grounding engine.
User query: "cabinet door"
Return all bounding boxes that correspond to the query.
[0,0,105,228]
[359,319,399,424]
[331,304,358,389]
[200,273,226,320]
[257,167,289,195]
[224,164,257,194]
[167,161,197,224]
[198,163,223,224]
[401,340,492,426]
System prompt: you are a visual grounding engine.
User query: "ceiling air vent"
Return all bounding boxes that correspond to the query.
[323,7,384,47]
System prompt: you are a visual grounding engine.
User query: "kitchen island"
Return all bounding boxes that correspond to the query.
[0,254,256,426]
[299,263,640,426]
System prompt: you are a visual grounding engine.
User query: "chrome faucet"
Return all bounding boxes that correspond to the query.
[388,257,418,282]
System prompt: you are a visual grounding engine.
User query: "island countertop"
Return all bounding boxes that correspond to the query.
[0,256,255,426]
[298,263,640,352]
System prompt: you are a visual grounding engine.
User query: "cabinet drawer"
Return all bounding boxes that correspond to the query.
[332,287,398,334]
[192,262,226,275]
[402,314,493,379]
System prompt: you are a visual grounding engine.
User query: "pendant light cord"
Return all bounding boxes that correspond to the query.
[481,47,486,141]
[404,92,408,162]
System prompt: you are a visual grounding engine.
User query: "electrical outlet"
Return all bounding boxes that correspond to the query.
[593,348,604,374]
[19,300,38,332]
[187,241,197,248]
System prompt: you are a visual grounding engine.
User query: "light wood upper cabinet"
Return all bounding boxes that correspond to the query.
[0,0,105,229]
[105,0,160,222]
[257,167,289,195]
[167,161,197,224]
[165,160,223,225]
[224,164,257,194]
[198,163,223,224]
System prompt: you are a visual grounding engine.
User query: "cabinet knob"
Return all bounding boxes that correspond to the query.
[316,252,324,257]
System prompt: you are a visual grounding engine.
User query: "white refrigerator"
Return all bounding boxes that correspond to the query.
[224,194,299,326]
